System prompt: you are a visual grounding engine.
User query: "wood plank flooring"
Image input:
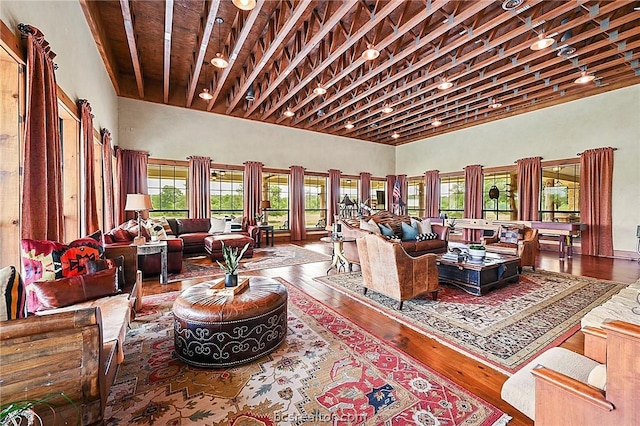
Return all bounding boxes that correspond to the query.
[143,243,640,426]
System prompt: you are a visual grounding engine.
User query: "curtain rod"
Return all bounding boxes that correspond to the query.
[513,156,543,164]
[577,147,617,156]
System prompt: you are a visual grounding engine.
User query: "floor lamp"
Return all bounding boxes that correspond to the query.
[125,194,152,245]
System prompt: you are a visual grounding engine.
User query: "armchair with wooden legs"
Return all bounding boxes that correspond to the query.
[482,225,539,273]
[356,234,440,310]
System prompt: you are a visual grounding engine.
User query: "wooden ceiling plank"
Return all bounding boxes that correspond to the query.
[163,0,174,104]
[79,0,121,95]
[245,0,363,118]
[309,0,518,130]
[226,0,313,114]
[359,24,640,140]
[120,0,144,98]
[206,0,265,108]
[185,0,221,107]
[263,0,402,121]
[280,0,450,125]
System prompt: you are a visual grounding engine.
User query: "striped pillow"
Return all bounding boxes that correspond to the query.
[0,265,26,321]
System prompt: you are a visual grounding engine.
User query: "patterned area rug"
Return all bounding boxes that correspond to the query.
[105,279,510,425]
[168,244,330,282]
[314,270,626,375]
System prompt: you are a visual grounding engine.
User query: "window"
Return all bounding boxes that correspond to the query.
[407,177,425,218]
[440,175,464,219]
[60,103,80,241]
[540,163,580,222]
[339,178,358,217]
[304,175,327,229]
[370,179,385,210]
[148,163,188,218]
[263,172,289,230]
[483,171,516,220]
[210,169,243,217]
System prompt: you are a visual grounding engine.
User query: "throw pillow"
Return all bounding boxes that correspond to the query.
[378,223,395,237]
[28,267,118,312]
[416,233,439,241]
[110,228,133,242]
[0,265,26,321]
[84,255,126,290]
[144,219,168,240]
[209,217,226,234]
[158,216,175,235]
[499,226,522,244]
[401,221,419,241]
[420,218,433,234]
[359,219,381,234]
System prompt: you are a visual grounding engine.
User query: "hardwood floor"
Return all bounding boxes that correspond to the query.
[143,243,640,426]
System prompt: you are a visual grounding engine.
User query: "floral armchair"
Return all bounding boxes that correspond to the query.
[481,225,539,272]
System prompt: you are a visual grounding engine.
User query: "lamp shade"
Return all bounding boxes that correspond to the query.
[260,200,271,209]
[124,194,152,211]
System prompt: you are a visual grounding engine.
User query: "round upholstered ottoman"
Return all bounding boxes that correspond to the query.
[172,277,288,368]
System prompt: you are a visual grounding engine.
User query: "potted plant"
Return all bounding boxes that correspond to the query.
[468,244,486,260]
[216,241,250,287]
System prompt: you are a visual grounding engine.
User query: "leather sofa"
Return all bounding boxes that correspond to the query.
[339,211,449,269]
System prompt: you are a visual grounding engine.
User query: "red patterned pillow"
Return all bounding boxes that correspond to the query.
[110,228,133,242]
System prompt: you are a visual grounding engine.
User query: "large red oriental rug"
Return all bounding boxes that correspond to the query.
[105,278,510,425]
[315,270,626,375]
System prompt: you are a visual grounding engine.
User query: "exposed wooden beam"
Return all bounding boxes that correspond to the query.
[243,1,356,117]
[163,0,174,104]
[79,0,121,95]
[120,0,144,98]
[207,0,264,107]
[261,0,403,120]
[225,0,313,114]
[185,0,222,108]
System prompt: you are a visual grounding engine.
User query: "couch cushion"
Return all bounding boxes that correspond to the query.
[181,232,211,247]
[402,239,446,253]
[28,268,119,312]
[177,218,211,234]
[0,266,26,321]
[401,222,419,241]
[84,256,126,290]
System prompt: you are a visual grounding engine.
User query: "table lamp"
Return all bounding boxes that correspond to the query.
[125,193,153,245]
[260,200,271,225]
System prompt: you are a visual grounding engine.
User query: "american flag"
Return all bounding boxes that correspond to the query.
[392,179,401,202]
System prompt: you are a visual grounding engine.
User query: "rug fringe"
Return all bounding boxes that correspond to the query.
[492,413,513,425]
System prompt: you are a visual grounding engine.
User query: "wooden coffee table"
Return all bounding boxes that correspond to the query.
[436,253,520,296]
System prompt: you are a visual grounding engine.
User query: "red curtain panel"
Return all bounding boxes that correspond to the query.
[580,147,614,256]
[78,99,99,234]
[289,166,306,241]
[101,129,115,231]
[243,161,263,226]
[116,149,149,223]
[424,170,440,218]
[188,156,211,219]
[464,164,483,242]
[328,169,341,226]
[359,172,371,207]
[517,156,542,221]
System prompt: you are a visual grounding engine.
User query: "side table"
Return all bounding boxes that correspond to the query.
[320,236,355,274]
[257,225,274,247]
[134,241,168,284]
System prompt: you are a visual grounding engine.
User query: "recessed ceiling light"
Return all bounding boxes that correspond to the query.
[437,78,453,90]
[391,132,400,139]
[198,88,213,100]
[488,99,502,109]
[574,71,595,84]
[530,33,555,50]
[313,85,327,95]
[431,118,442,127]
[232,0,256,10]
[344,121,355,129]
[283,108,295,117]
[381,104,394,113]
[362,44,380,60]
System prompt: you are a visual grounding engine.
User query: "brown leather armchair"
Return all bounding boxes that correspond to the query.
[356,234,439,310]
[482,226,539,273]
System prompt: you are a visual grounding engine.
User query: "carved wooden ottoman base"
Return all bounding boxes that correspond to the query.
[172,277,288,368]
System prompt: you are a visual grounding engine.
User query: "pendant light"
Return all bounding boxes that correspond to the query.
[211,17,229,69]
[381,104,394,114]
[437,77,453,90]
[488,99,502,109]
[283,108,295,117]
[391,132,400,139]
[431,118,442,127]
[530,32,555,51]
[344,121,355,130]
[199,88,213,100]
[313,84,327,95]
[362,44,380,60]
[574,70,595,84]
[232,0,256,10]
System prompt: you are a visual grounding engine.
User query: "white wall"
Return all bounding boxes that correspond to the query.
[1,1,118,141]
[397,85,640,253]
[118,98,396,176]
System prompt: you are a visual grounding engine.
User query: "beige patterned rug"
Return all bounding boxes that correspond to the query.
[314,270,626,374]
[105,278,510,425]
[168,244,330,282]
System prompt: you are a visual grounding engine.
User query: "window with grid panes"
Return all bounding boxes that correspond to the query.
[148,164,189,218]
[483,171,517,220]
[304,175,327,229]
[263,172,289,230]
[407,177,425,218]
[210,169,243,218]
[540,163,580,223]
[440,175,464,219]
